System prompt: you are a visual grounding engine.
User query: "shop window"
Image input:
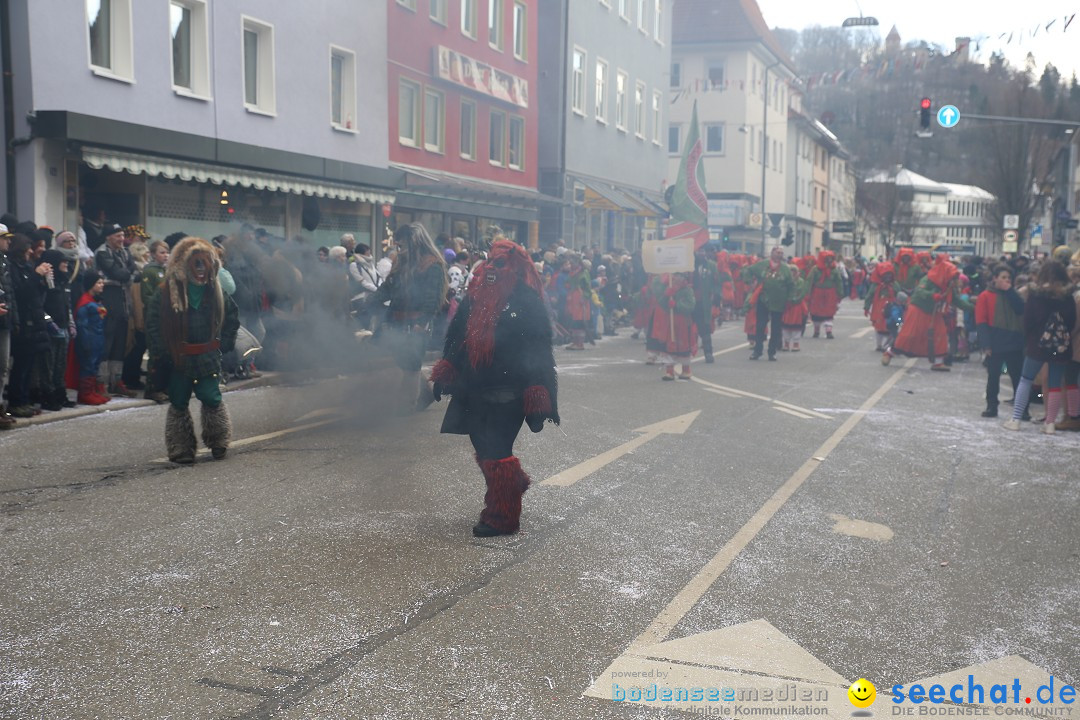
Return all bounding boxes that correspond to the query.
[87,0,133,81]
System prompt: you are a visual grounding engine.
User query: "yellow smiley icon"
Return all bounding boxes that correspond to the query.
[848,678,876,708]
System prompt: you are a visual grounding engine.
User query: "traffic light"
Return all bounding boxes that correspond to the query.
[781,227,794,246]
[920,98,932,130]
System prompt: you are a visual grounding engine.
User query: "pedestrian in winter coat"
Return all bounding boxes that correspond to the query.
[974,264,1025,418]
[0,226,20,428]
[93,222,137,397]
[6,234,51,417]
[741,247,795,361]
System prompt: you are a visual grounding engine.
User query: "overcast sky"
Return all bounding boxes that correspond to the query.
[756,0,1080,80]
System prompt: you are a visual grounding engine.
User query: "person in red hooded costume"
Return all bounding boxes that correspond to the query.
[883,255,972,370]
[806,250,843,339]
[863,260,903,352]
[430,239,560,537]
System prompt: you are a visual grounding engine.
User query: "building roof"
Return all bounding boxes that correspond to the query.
[941,183,995,200]
[864,167,950,194]
[672,0,797,74]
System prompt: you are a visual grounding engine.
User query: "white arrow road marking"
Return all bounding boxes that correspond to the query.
[850,326,875,339]
[702,387,741,399]
[152,418,338,464]
[691,377,832,420]
[541,411,701,488]
[827,513,894,542]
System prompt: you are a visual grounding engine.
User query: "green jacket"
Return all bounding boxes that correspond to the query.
[140,261,166,311]
[741,261,795,313]
[790,274,810,303]
[908,275,973,315]
[650,276,695,315]
[807,265,843,292]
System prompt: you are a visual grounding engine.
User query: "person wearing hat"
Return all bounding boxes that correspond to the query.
[93,222,138,397]
[0,224,18,428]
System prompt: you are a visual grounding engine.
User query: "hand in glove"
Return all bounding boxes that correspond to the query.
[523,385,552,433]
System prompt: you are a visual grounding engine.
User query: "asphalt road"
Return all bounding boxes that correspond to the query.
[1,303,1077,720]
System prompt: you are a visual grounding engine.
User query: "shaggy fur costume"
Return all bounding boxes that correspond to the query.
[477,455,531,534]
[161,237,225,366]
[200,403,232,460]
[166,405,196,464]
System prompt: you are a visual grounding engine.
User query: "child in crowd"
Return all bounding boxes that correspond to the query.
[69,271,110,405]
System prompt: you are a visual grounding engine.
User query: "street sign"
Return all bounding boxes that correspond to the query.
[1003,215,1019,230]
[748,212,762,227]
[832,221,855,233]
[1067,219,1079,229]
[768,213,785,227]
[1003,230,1019,247]
[937,105,960,128]
[1032,233,1043,246]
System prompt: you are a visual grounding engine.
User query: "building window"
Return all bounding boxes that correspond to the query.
[615,70,628,131]
[396,0,417,8]
[637,0,647,32]
[670,61,680,88]
[509,116,525,170]
[424,88,445,153]
[705,123,724,154]
[749,128,755,160]
[170,1,209,97]
[571,48,587,116]
[460,100,476,159]
[430,0,447,24]
[634,81,646,139]
[488,0,504,51]
[87,0,133,80]
[242,17,275,114]
[653,0,662,41]
[751,62,757,94]
[398,78,421,146]
[330,47,356,130]
[652,90,662,144]
[490,110,506,166]
[668,124,680,154]
[707,60,725,89]
[595,58,609,124]
[461,0,477,38]
[512,2,527,60]
[618,0,629,21]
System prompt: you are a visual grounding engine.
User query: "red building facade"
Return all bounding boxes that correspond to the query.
[387,0,542,247]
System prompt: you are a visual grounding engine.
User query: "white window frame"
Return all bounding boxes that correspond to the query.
[86,0,134,83]
[429,0,447,24]
[489,109,507,166]
[651,89,662,145]
[241,16,276,116]
[512,2,527,61]
[398,78,421,147]
[461,0,477,38]
[707,59,725,89]
[595,58,609,125]
[571,47,587,116]
[170,0,210,99]
[460,99,477,160]
[668,124,680,155]
[488,0,504,51]
[634,81,646,139]
[618,0,630,21]
[653,0,662,42]
[329,45,357,132]
[395,0,417,9]
[615,70,628,132]
[704,123,725,154]
[508,116,525,171]
[599,0,611,6]
[424,87,445,153]
[637,0,648,33]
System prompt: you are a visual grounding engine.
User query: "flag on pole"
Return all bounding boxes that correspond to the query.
[664,100,709,251]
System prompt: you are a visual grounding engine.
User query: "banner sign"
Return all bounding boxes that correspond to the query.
[435,46,529,109]
[642,238,695,274]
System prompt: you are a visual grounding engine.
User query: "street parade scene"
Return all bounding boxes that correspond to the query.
[1,1,1079,718]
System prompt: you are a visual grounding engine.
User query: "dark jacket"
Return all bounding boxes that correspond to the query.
[975,288,1024,353]
[40,250,74,332]
[146,283,240,379]
[1022,287,1076,362]
[0,250,18,330]
[8,256,49,350]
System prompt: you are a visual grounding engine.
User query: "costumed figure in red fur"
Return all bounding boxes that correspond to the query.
[883,255,972,370]
[430,239,560,537]
[863,261,903,352]
[780,259,810,352]
[807,250,843,339]
[647,272,697,380]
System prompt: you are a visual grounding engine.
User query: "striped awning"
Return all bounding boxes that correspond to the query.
[82,147,396,205]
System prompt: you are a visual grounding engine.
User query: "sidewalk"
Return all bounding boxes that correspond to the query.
[5,372,290,430]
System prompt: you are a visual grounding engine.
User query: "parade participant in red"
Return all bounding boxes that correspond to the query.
[851,259,866,300]
[883,255,972,370]
[715,251,736,322]
[780,259,810,352]
[894,248,921,294]
[430,239,559,537]
[807,250,843,339]
[648,272,697,380]
[562,253,591,350]
[864,261,901,352]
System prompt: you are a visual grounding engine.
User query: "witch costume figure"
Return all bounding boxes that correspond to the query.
[429,239,560,537]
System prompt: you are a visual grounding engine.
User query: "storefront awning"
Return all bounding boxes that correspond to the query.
[580,180,640,212]
[82,147,396,205]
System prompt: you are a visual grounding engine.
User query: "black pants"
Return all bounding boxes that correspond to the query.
[101,286,128,363]
[122,330,146,385]
[754,300,783,358]
[468,398,525,461]
[693,306,713,359]
[985,349,1023,409]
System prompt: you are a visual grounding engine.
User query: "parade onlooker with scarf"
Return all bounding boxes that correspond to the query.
[807,250,843,339]
[94,222,138,397]
[741,247,795,361]
[975,264,1025,419]
[1002,261,1076,434]
[883,256,972,370]
[365,222,447,413]
[68,271,110,406]
[864,261,902,352]
[429,239,559,537]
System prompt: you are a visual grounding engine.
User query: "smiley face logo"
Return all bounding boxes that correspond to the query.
[848,678,876,708]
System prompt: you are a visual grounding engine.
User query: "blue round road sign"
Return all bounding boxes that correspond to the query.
[937,105,960,128]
